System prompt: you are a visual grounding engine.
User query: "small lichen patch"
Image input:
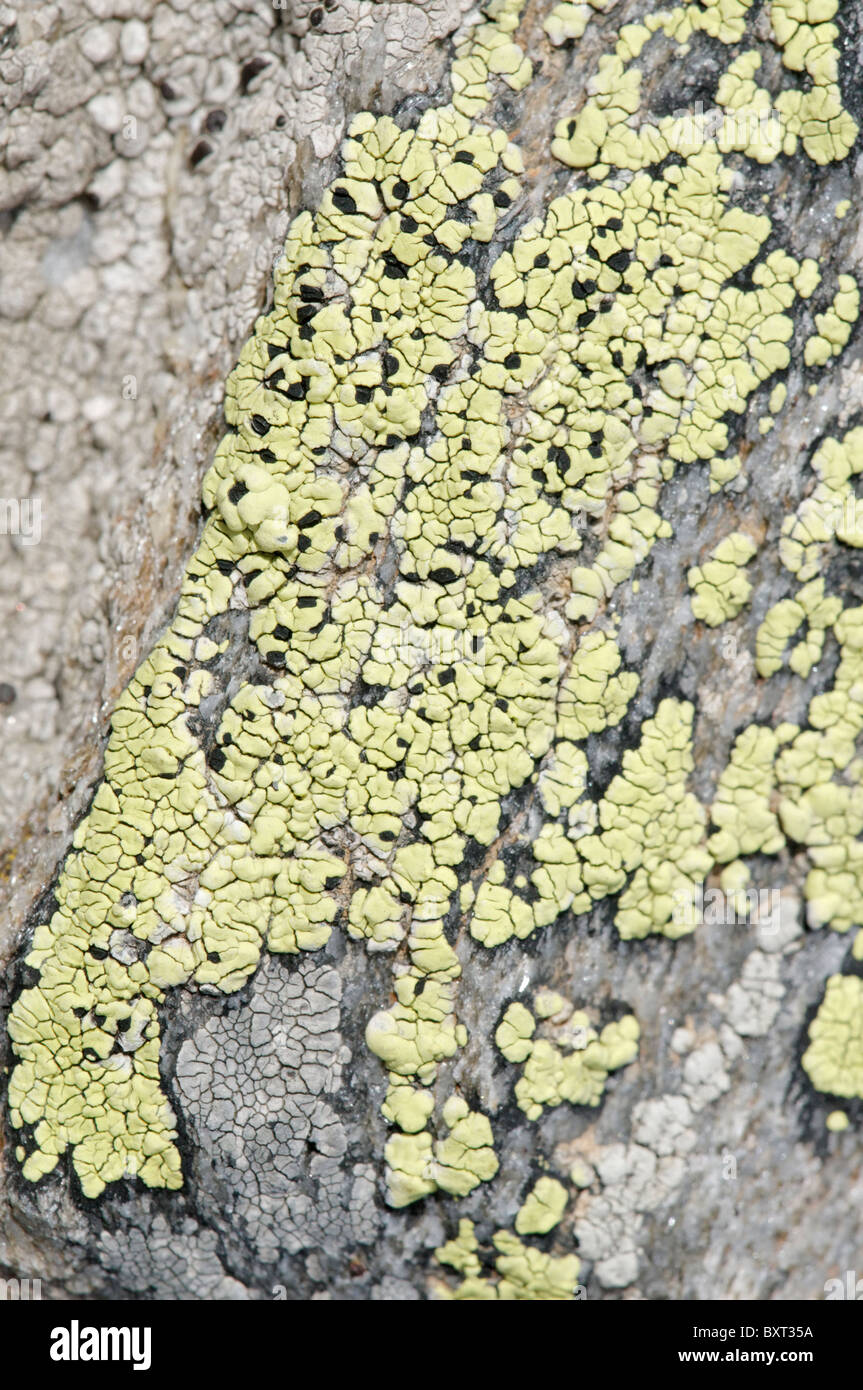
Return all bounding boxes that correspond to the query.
[496,994,639,1119]
[802,974,863,1099]
[804,275,860,367]
[432,1216,581,1299]
[515,1175,569,1234]
[688,531,758,626]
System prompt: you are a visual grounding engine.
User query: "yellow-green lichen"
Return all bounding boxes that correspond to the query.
[514,1175,569,1234]
[688,531,758,626]
[804,275,860,366]
[708,726,786,864]
[544,0,614,46]
[778,428,863,582]
[496,994,639,1119]
[756,578,843,678]
[770,0,859,163]
[432,1217,581,1299]
[802,974,863,1099]
[384,1097,499,1207]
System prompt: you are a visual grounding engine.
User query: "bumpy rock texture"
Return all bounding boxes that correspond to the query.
[3,0,863,1301]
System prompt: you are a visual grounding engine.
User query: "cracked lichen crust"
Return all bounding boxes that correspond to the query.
[174,954,379,1265]
[6,0,862,1279]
